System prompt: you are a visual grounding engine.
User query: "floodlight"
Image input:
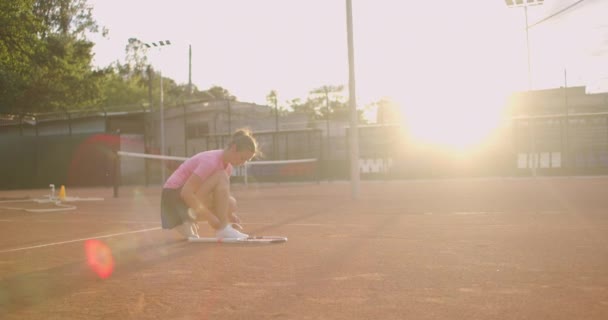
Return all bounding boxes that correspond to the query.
[143,40,173,181]
[505,0,544,90]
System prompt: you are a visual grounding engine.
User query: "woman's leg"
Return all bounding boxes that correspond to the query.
[161,188,199,238]
[228,196,238,216]
[194,170,231,230]
[160,188,185,229]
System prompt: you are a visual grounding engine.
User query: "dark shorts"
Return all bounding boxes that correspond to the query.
[160,188,190,229]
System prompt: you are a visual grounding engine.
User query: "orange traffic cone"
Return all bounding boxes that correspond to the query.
[59,185,67,201]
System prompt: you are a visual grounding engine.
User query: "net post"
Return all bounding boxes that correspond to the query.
[315,157,321,184]
[113,151,120,198]
[244,163,249,187]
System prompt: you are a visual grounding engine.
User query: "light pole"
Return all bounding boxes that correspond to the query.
[505,1,544,177]
[505,0,544,91]
[346,0,360,199]
[144,40,172,182]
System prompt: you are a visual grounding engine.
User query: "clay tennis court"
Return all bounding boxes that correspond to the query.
[1,177,607,319]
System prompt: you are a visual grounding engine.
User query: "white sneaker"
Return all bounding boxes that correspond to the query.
[175,221,200,239]
[192,221,200,235]
[215,224,249,239]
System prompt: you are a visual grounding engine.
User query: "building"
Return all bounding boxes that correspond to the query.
[508,86,608,117]
[161,100,310,157]
[0,100,316,188]
[508,86,608,174]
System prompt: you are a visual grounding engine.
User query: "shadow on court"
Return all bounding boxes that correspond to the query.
[1,180,608,319]
[0,237,193,315]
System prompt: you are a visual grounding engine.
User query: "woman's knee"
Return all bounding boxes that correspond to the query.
[208,171,230,193]
[213,170,230,185]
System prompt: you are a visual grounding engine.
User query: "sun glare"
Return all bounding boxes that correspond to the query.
[395,83,510,153]
[371,1,524,154]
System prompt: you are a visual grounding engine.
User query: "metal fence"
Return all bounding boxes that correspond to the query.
[0,133,120,190]
[5,109,608,190]
[513,112,608,175]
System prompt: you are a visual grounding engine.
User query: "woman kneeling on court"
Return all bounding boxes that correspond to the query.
[160,129,258,240]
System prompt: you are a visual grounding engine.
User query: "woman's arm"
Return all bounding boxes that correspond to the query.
[180,173,221,229]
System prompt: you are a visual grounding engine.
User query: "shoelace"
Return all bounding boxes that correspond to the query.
[190,222,200,237]
[231,223,244,231]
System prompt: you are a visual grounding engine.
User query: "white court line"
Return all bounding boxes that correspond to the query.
[0,219,357,227]
[113,220,161,224]
[0,222,358,254]
[245,222,362,227]
[82,221,350,228]
[15,220,160,225]
[0,227,161,254]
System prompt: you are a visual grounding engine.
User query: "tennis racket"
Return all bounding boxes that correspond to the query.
[188,235,287,244]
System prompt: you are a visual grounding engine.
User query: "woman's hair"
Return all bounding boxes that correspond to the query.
[228,128,258,154]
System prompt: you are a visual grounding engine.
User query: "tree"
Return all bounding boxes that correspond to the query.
[284,98,315,128]
[266,90,281,131]
[205,86,236,101]
[24,33,105,111]
[309,85,345,120]
[188,86,215,102]
[33,0,103,38]
[97,63,148,109]
[124,38,150,81]
[0,0,45,113]
[369,97,401,124]
[0,0,106,113]
[309,85,346,137]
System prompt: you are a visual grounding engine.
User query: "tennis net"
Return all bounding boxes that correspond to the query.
[116,151,319,192]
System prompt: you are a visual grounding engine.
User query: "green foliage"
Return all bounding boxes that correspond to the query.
[266,90,278,108]
[98,65,149,108]
[33,0,99,38]
[188,86,215,102]
[0,0,44,113]
[287,98,315,119]
[277,86,367,125]
[27,34,104,111]
[206,86,236,101]
[124,38,150,80]
[0,0,103,113]
[0,0,371,123]
[266,89,289,116]
[307,85,349,120]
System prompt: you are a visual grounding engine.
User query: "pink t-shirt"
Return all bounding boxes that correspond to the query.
[163,150,233,189]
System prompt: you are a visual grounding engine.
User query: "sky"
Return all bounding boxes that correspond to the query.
[88,0,608,148]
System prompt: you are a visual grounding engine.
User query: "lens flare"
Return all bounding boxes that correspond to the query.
[84,239,115,279]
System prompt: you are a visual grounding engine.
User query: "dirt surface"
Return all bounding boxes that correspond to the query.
[1,177,608,319]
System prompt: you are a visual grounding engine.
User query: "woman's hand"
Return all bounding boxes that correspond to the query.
[198,209,220,229]
[229,212,241,224]
[228,213,244,230]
